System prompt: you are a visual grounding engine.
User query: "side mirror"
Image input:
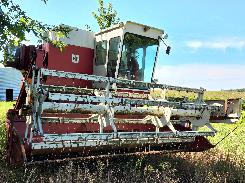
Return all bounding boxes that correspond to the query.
[158,36,171,55]
[166,46,171,55]
[163,34,168,39]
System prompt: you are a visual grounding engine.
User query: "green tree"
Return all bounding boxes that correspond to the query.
[92,0,120,30]
[0,0,71,65]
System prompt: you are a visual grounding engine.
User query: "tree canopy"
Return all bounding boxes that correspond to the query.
[0,0,71,64]
[0,0,121,65]
[92,0,120,30]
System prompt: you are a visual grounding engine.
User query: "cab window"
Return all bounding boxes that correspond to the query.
[95,40,107,65]
[107,37,121,77]
[118,33,158,82]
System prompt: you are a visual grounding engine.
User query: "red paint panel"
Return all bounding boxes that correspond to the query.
[43,43,94,74]
[12,121,26,138]
[43,123,84,134]
[42,113,92,118]
[116,123,155,131]
[36,43,94,88]
[41,122,192,134]
[42,77,92,88]
[35,49,45,68]
[41,123,157,134]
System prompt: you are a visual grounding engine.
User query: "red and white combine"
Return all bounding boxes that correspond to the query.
[5,21,242,165]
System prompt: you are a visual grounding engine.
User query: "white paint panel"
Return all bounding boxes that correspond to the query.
[124,21,164,40]
[48,27,95,49]
[93,28,124,79]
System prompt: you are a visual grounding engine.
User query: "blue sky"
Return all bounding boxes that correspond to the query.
[2,0,245,90]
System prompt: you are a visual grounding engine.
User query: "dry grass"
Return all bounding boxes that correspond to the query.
[0,151,244,183]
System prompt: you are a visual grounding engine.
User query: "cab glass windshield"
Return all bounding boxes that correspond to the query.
[118,33,159,82]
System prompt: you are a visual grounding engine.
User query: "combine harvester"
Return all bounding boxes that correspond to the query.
[5,21,242,165]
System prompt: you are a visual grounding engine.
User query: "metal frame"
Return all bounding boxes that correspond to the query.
[40,68,205,94]
[32,131,215,150]
[24,68,218,149]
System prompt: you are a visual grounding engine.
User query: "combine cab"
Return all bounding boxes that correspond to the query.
[5,21,242,165]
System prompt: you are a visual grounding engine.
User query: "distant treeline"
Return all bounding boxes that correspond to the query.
[222,88,245,92]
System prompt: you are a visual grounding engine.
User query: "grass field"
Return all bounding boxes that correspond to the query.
[0,102,15,155]
[165,90,245,101]
[0,91,245,182]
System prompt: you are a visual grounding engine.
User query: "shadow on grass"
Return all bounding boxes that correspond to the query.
[0,149,244,183]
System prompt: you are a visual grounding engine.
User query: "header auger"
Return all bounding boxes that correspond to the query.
[5,21,242,165]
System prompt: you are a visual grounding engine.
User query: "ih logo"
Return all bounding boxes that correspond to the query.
[72,54,79,63]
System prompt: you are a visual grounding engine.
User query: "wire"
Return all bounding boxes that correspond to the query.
[214,124,240,147]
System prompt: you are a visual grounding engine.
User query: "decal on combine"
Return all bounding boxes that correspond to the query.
[72,54,79,63]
